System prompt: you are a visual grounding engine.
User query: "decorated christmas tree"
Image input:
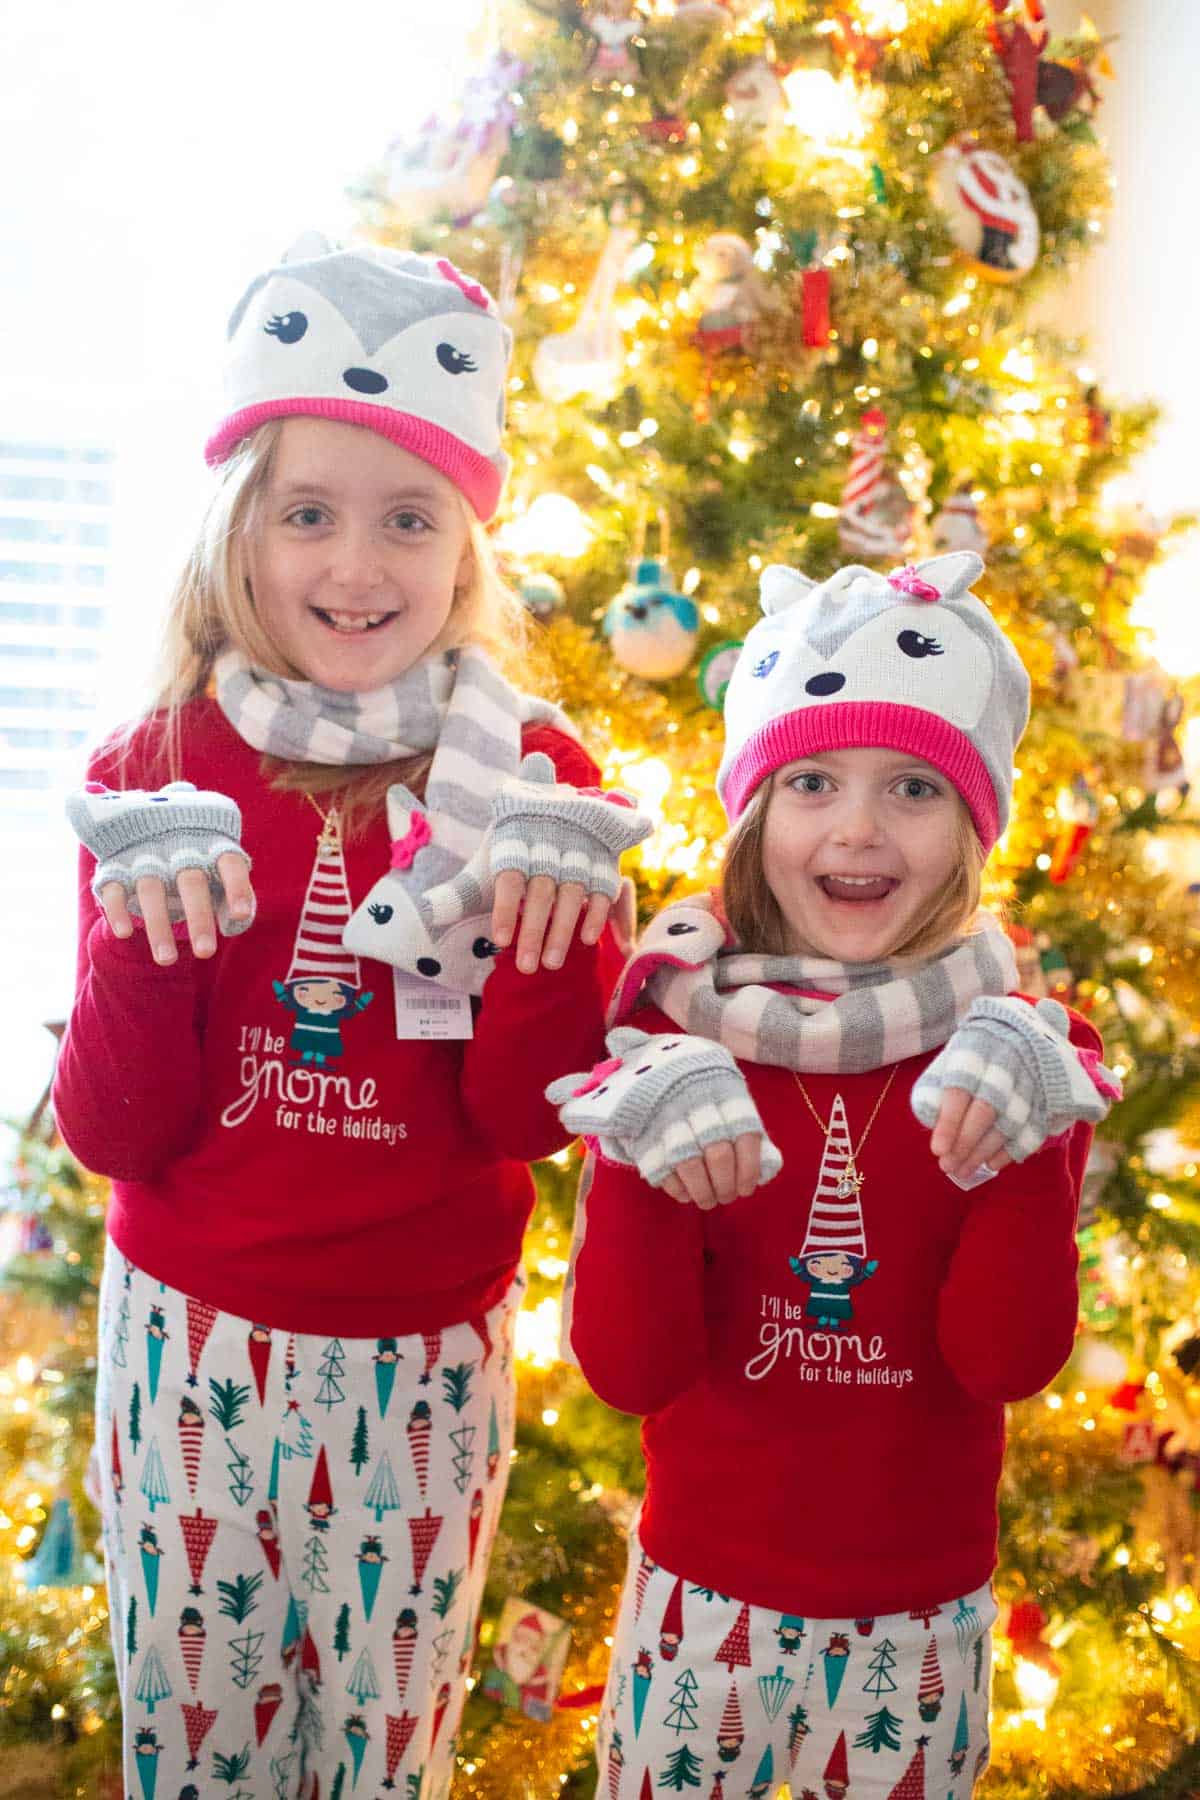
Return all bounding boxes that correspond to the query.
[350,0,1200,1791]
[2,4,1199,1797]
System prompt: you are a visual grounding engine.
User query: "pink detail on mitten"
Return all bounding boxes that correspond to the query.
[888,566,941,601]
[572,1056,623,1098]
[390,812,433,870]
[1078,1046,1123,1102]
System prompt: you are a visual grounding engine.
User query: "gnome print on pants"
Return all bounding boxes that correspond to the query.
[788,1094,878,1328]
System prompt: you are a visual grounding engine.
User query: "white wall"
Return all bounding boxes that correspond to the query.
[1040,0,1200,681]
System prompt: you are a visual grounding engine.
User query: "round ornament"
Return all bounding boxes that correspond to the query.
[518,572,565,620]
[725,58,787,138]
[930,137,1039,283]
[697,639,743,709]
[603,558,700,680]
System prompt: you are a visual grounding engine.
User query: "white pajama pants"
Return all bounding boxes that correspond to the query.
[95,1244,520,1800]
[597,1532,997,1800]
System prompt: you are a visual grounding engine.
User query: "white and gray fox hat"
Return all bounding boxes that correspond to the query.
[716,552,1030,852]
[205,233,513,520]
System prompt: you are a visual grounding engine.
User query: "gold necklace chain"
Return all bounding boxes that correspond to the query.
[792,1065,899,1197]
[303,791,344,852]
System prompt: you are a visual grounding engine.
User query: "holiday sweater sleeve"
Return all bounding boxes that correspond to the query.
[935,1010,1102,1405]
[52,742,211,1183]
[569,1156,708,1416]
[459,724,619,1163]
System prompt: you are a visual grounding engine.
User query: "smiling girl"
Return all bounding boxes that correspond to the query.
[547,552,1122,1799]
[53,239,634,1798]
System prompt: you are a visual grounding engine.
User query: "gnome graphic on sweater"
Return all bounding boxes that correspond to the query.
[787,1095,878,1329]
[273,816,373,1064]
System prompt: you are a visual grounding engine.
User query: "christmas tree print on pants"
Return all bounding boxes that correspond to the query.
[93,1249,522,1796]
[596,1537,998,1798]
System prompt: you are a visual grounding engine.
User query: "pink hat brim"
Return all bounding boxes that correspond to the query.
[722,700,1000,850]
[204,398,503,521]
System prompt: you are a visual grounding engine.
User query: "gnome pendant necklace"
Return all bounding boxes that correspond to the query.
[304,792,344,855]
[792,1066,898,1198]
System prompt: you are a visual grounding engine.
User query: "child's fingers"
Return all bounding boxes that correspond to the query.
[489,870,527,950]
[99,881,134,939]
[662,1173,687,1203]
[135,877,177,965]
[217,852,255,927]
[666,1154,719,1211]
[540,882,587,970]
[176,869,218,958]
[929,1086,972,1158]
[579,890,611,947]
[945,1126,1009,1180]
[700,1139,739,1206]
[514,874,558,973]
[938,1095,1000,1172]
[733,1132,763,1197]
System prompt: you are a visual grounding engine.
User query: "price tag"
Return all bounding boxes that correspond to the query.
[392,968,473,1040]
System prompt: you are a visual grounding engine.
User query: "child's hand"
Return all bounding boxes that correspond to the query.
[99,857,256,965]
[912,995,1122,1173]
[928,1088,1012,1186]
[490,873,611,975]
[66,780,255,965]
[660,1133,764,1210]
[488,753,652,974]
[546,1027,783,1200]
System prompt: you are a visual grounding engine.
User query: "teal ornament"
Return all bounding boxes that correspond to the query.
[603,559,699,680]
[22,1496,98,1588]
[698,639,743,709]
[519,572,565,619]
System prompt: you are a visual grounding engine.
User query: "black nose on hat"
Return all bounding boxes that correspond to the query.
[343,368,389,395]
[806,672,846,697]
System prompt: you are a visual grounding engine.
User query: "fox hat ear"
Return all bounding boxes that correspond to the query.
[385,784,426,846]
[282,229,337,263]
[759,564,818,617]
[898,550,984,601]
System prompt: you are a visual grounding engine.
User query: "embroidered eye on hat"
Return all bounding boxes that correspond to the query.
[204,232,513,521]
[715,551,1031,852]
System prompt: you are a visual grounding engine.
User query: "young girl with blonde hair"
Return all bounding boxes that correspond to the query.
[548,551,1122,1799]
[54,238,644,1798]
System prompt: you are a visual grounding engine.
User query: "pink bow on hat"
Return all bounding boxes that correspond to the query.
[888,565,941,601]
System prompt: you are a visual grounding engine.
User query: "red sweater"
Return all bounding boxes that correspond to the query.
[570,1001,1099,1620]
[54,699,613,1336]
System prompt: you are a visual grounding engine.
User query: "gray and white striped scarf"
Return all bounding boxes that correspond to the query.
[213,644,573,881]
[613,892,1019,1072]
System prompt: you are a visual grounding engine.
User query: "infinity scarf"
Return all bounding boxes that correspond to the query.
[213,644,573,879]
[610,892,1020,1072]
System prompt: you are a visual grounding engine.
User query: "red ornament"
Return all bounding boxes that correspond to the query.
[640,115,689,144]
[798,267,831,348]
[987,0,1047,143]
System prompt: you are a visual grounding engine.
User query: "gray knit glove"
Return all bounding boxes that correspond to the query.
[546,1025,783,1192]
[910,996,1122,1163]
[66,780,253,937]
[490,752,652,900]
